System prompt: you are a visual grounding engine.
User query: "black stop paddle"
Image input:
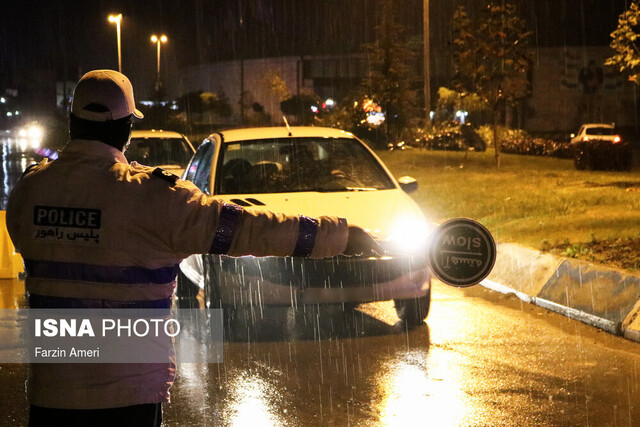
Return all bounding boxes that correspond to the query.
[428,218,497,287]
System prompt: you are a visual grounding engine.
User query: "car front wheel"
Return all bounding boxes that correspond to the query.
[394,289,431,326]
[176,269,201,308]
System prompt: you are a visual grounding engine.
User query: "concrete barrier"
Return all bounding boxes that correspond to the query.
[539,259,640,325]
[0,211,23,279]
[483,243,640,342]
[622,299,640,341]
[487,243,562,297]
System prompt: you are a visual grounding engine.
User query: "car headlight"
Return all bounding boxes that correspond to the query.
[28,125,43,139]
[28,125,43,149]
[385,215,433,255]
[16,124,44,150]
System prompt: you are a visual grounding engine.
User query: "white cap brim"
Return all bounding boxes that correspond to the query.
[133,108,144,119]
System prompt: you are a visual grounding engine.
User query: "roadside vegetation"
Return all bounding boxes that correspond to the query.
[377,149,640,271]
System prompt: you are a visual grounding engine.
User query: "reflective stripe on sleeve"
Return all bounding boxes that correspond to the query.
[209,203,243,254]
[23,259,179,284]
[29,294,172,309]
[292,215,319,257]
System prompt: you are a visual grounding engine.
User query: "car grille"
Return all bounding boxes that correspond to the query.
[207,254,428,289]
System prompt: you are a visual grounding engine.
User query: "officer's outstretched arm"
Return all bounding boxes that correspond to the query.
[162,181,376,260]
[224,206,349,259]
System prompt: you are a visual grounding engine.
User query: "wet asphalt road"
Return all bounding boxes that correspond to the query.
[0,138,39,211]
[2,280,640,426]
[163,283,640,426]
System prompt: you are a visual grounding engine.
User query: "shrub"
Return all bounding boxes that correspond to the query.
[475,125,571,158]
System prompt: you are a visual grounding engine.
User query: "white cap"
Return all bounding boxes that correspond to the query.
[71,69,143,121]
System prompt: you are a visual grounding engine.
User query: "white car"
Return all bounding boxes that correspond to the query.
[178,126,432,325]
[126,129,195,176]
[569,123,620,145]
[569,123,631,170]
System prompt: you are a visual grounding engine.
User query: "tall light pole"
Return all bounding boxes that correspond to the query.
[150,35,167,82]
[423,0,431,127]
[108,14,123,72]
[151,35,168,100]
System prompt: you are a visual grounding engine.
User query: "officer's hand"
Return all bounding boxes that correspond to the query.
[343,225,383,256]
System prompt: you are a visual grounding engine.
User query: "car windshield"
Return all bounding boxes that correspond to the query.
[216,137,396,194]
[125,137,193,167]
[585,127,616,136]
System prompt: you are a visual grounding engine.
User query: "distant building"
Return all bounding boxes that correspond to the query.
[175,54,367,126]
[527,47,636,133]
[175,46,638,134]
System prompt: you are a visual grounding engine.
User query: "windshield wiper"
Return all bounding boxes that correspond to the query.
[311,186,379,192]
[345,187,378,191]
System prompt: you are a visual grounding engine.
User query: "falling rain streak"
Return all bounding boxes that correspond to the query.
[0,1,639,426]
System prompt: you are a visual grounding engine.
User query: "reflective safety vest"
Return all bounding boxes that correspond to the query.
[6,138,348,409]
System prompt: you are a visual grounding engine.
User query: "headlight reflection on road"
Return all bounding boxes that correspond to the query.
[176,363,210,418]
[227,373,286,426]
[376,351,464,426]
[1,136,30,214]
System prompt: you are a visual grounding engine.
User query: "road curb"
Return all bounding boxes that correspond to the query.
[487,243,562,297]
[481,243,640,343]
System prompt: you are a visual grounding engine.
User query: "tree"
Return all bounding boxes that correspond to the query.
[360,0,420,144]
[263,70,291,102]
[313,93,365,132]
[451,3,532,167]
[280,92,321,125]
[606,1,640,84]
[434,87,484,124]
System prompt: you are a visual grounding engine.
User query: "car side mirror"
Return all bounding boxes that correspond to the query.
[398,176,418,194]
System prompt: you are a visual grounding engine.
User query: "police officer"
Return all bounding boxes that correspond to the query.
[6,69,379,426]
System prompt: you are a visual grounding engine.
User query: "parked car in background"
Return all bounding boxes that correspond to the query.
[126,129,195,176]
[570,123,632,171]
[179,126,432,326]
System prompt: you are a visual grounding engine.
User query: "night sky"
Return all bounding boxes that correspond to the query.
[0,0,383,91]
[0,0,632,105]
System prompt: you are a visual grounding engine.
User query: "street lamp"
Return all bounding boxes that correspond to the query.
[108,14,123,72]
[423,0,431,127]
[150,35,168,83]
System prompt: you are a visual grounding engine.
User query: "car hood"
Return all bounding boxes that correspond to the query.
[215,189,431,241]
